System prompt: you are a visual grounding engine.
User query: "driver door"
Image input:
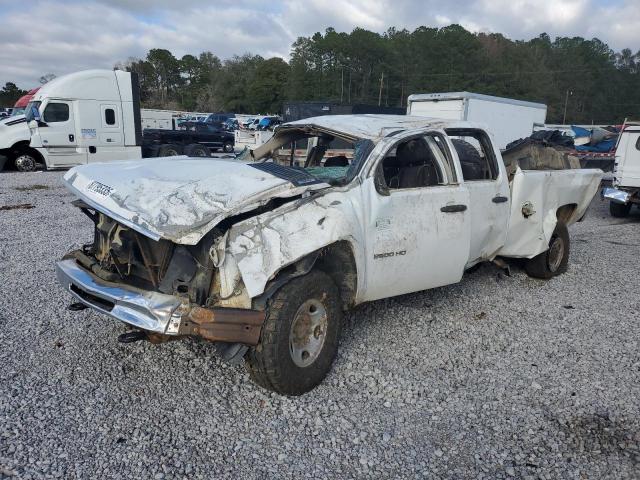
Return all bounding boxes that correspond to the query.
[362,132,471,301]
[31,101,87,167]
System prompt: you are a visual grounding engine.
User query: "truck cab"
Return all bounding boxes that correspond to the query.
[27,70,142,169]
[602,122,640,217]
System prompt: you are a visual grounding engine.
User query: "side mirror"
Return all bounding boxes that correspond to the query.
[374,164,390,196]
[31,106,41,122]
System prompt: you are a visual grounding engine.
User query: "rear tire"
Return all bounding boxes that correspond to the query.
[245,270,342,396]
[525,223,570,279]
[158,144,182,157]
[184,143,209,157]
[609,201,631,218]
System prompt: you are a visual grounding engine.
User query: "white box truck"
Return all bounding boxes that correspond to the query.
[407,92,547,149]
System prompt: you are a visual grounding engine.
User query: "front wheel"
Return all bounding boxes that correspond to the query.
[609,201,631,218]
[223,141,234,153]
[245,270,342,396]
[525,222,570,279]
[14,152,38,172]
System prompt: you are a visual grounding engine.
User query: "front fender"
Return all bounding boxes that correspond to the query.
[224,194,363,299]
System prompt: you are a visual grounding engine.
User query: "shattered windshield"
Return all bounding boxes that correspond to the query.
[246,128,375,186]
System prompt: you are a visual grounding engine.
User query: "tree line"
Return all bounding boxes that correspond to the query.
[4,25,640,123]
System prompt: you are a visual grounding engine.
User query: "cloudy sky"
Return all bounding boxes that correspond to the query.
[1,0,638,88]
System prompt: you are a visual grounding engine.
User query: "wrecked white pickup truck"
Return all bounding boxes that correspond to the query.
[56,115,602,395]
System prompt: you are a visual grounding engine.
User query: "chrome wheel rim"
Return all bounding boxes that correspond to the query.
[289,299,328,368]
[15,155,36,171]
[548,236,564,272]
[224,143,234,152]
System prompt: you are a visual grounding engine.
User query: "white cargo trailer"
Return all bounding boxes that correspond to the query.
[407,92,547,149]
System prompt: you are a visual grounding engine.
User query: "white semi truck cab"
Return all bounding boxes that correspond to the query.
[602,122,640,217]
[26,70,143,169]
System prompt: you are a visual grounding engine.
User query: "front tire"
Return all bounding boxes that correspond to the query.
[14,152,38,172]
[609,201,631,218]
[525,222,570,279]
[245,270,342,396]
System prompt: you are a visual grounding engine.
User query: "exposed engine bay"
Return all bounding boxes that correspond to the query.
[72,200,216,306]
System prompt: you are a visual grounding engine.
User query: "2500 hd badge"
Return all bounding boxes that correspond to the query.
[374,250,407,259]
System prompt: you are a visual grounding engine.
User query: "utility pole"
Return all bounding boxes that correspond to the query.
[378,72,384,106]
[563,89,572,124]
[340,67,344,104]
[385,75,389,106]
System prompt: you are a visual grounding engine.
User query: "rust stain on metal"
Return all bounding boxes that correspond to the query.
[181,305,265,345]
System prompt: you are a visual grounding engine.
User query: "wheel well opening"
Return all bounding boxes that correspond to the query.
[556,204,578,224]
[12,142,44,165]
[315,240,357,310]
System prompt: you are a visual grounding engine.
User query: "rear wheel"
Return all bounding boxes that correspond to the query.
[525,222,570,279]
[245,270,342,396]
[184,143,209,157]
[609,201,631,218]
[158,144,181,157]
[14,152,38,172]
[223,141,234,153]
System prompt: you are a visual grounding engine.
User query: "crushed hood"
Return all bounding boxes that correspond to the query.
[63,157,328,245]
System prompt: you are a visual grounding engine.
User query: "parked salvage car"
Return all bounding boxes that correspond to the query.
[56,115,602,395]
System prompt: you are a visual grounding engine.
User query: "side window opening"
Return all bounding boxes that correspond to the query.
[445,129,499,181]
[43,103,69,123]
[381,135,447,190]
[105,108,116,126]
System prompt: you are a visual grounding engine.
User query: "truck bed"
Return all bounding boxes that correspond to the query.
[499,168,602,258]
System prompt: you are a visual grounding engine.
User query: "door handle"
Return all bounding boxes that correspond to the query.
[492,195,509,203]
[441,204,467,213]
[68,134,75,142]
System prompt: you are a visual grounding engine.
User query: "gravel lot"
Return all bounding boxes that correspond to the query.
[1,170,639,479]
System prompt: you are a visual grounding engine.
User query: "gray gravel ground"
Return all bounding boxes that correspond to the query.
[1,170,639,479]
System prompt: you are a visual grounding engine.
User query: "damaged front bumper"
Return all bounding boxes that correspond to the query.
[56,258,264,345]
[602,187,632,204]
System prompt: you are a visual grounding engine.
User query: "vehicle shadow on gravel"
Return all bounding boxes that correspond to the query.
[557,413,640,467]
[339,261,511,348]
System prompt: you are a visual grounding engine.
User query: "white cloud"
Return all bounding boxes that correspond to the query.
[0,0,638,89]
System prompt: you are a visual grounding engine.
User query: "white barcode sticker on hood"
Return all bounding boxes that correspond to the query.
[87,181,114,197]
